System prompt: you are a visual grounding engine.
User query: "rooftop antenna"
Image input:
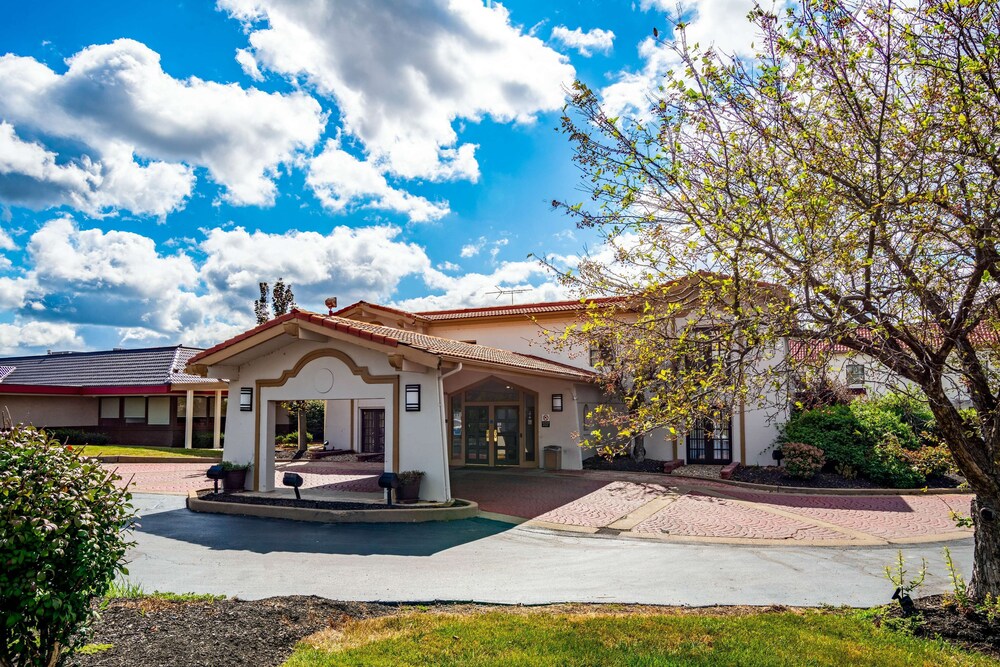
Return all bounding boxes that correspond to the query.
[485,286,531,305]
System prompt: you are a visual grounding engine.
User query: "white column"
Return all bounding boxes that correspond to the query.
[184,389,194,449]
[213,389,223,449]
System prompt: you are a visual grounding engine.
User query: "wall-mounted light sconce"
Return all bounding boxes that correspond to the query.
[405,384,421,412]
[239,387,253,412]
[552,393,563,412]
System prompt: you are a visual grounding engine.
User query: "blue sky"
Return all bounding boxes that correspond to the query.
[0,0,759,355]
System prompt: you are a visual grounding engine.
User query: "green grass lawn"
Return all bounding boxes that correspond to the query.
[283,608,997,667]
[77,445,222,459]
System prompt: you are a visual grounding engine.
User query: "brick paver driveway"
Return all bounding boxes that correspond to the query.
[449,468,973,546]
[109,462,973,545]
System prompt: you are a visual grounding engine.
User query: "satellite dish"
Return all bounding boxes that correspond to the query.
[324,297,337,315]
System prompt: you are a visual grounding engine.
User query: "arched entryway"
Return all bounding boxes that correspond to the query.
[447,376,539,468]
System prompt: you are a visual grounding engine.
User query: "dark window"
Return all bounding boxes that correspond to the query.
[686,416,732,464]
[450,395,463,459]
[360,409,385,454]
[464,378,519,403]
[589,338,613,367]
[846,362,865,386]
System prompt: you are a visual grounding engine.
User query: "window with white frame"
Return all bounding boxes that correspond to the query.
[846,362,866,386]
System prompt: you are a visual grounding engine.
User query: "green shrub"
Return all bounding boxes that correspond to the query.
[782,441,825,479]
[1,425,135,666]
[44,428,110,447]
[864,434,926,488]
[850,399,921,450]
[872,393,937,443]
[192,432,223,449]
[276,431,313,445]
[902,442,954,478]
[780,404,869,469]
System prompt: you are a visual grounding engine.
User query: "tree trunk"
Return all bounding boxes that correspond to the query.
[969,494,1000,600]
[296,410,307,453]
[630,435,646,463]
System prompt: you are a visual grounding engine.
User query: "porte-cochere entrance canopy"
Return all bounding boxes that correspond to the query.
[187,309,595,501]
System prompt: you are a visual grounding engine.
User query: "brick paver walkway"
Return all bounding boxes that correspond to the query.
[109,462,974,545]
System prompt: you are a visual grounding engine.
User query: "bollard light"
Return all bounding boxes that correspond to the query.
[377,472,400,507]
[282,472,304,500]
[206,464,225,494]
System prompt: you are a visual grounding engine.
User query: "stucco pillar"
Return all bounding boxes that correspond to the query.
[184,389,194,449]
[213,389,223,449]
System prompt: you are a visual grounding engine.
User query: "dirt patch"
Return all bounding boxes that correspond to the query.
[583,456,667,474]
[200,492,396,511]
[878,594,1000,659]
[731,465,963,490]
[71,597,396,667]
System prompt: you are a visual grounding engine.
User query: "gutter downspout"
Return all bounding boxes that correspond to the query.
[437,362,463,501]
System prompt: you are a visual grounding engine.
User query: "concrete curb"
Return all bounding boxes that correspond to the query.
[97,455,222,464]
[186,489,480,523]
[544,466,968,496]
[666,473,969,496]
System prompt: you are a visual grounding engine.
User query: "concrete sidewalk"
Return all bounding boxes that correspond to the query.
[126,494,973,607]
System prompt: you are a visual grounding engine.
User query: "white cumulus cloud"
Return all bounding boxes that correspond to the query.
[219,0,574,183]
[0,321,83,355]
[307,140,449,223]
[0,39,324,214]
[550,26,615,56]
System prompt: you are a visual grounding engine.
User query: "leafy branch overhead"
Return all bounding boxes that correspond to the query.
[555,0,1000,599]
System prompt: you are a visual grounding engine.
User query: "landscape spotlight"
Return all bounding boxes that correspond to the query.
[282,472,304,500]
[206,464,225,494]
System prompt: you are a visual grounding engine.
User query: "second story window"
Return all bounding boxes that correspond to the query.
[846,361,866,386]
[589,338,613,367]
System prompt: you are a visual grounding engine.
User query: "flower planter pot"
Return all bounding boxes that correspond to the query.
[396,480,421,503]
[222,469,248,492]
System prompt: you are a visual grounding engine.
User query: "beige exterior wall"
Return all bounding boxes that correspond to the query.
[222,337,451,501]
[427,317,594,370]
[1,394,99,427]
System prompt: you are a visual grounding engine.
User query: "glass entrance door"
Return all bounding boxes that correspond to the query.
[464,405,491,464]
[493,405,520,466]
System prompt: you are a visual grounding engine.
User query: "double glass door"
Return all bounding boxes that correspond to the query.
[464,404,520,466]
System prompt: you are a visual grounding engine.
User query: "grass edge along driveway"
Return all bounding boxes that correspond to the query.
[77,445,221,459]
[283,607,996,667]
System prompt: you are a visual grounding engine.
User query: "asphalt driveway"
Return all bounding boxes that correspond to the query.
[126,494,973,607]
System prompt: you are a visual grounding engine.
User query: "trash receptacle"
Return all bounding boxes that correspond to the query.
[543,445,562,470]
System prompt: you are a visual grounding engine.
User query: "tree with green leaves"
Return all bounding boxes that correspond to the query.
[254,278,297,325]
[555,0,1000,599]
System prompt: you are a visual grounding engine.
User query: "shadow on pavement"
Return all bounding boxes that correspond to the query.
[137,508,513,556]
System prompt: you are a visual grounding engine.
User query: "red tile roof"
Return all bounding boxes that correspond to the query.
[189,310,595,381]
[790,324,1000,361]
[415,296,628,321]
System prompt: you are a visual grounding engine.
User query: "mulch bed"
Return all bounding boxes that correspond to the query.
[878,594,1000,659]
[582,456,667,474]
[731,465,964,490]
[71,595,999,666]
[201,492,397,511]
[71,597,395,667]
